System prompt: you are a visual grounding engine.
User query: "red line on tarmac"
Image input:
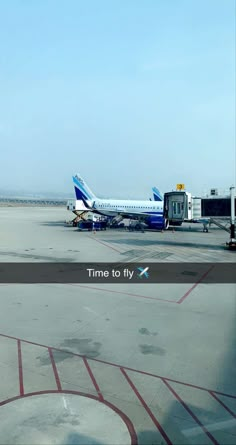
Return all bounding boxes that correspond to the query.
[0,390,138,445]
[83,357,104,401]
[87,235,123,253]
[121,367,173,445]
[0,333,235,400]
[162,378,219,445]
[17,340,24,396]
[48,348,62,391]
[177,266,215,304]
[209,391,236,419]
[72,284,177,304]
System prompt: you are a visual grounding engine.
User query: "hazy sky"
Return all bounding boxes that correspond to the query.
[0,0,235,198]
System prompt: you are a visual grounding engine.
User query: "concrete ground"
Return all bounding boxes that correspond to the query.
[0,207,235,445]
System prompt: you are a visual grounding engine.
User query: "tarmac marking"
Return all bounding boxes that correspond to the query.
[48,348,62,391]
[17,340,24,396]
[1,333,235,399]
[177,265,215,304]
[87,235,124,253]
[83,357,104,402]
[121,367,173,445]
[73,284,178,304]
[73,265,214,305]
[0,390,138,445]
[162,379,220,445]
[0,333,235,444]
[209,391,236,419]
[182,418,236,437]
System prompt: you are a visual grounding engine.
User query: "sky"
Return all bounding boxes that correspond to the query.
[0,0,235,198]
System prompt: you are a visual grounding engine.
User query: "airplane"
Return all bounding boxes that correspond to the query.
[72,174,169,230]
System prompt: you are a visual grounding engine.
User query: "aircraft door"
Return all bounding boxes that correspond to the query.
[172,201,184,218]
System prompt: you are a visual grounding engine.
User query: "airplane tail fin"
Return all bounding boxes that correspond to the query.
[73,174,96,201]
[152,187,163,202]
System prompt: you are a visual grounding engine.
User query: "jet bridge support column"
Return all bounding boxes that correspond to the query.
[227,186,236,249]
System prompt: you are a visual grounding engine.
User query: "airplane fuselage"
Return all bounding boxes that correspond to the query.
[87,198,168,229]
[92,199,163,218]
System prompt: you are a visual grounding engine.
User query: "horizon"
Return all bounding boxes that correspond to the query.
[0,184,234,201]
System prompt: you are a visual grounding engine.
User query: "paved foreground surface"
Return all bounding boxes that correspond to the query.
[0,207,235,444]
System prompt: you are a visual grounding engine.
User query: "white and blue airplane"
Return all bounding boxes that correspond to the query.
[72,174,169,230]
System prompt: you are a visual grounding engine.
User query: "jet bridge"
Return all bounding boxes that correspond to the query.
[164,191,191,226]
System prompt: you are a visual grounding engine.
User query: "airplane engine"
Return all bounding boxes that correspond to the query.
[147,216,169,230]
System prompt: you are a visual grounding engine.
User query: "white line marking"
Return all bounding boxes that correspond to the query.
[182,418,236,437]
[63,396,68,411]
[84,306,98,315]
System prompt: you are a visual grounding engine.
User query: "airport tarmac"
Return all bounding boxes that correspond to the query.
[0,207,235,445]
